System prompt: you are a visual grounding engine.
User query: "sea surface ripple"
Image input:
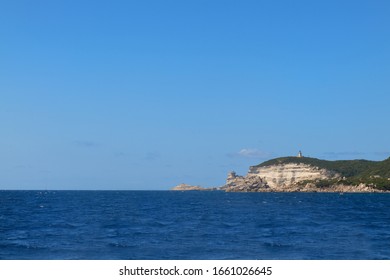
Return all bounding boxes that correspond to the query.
[0,191,389,259]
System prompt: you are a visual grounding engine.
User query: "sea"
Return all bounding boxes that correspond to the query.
[1,190,389,260]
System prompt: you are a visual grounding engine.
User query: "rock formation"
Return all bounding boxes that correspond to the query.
[223,163,383,192]
[171,155,390,192]
[171,183,207,191]
[248,163,339,189]
[220,171,270,192]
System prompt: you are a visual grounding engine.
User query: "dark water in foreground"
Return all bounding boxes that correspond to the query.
[1,191,390,259]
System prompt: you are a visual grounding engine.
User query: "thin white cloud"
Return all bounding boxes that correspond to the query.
[228,148,271,159]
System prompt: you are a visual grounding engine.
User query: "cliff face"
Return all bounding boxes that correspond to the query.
[171,156,390,192]
[224,163,382,192]
[222,172,269,192]
[248,163,339,189]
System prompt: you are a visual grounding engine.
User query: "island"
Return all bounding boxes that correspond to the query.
[171,152,390,192]
[171,183,219,191]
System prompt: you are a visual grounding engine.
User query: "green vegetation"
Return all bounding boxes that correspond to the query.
[362,157,390,178]
[256,156,390,191]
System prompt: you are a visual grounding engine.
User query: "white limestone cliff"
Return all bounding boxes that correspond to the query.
[224,163,382,192]
[248,163,339,189]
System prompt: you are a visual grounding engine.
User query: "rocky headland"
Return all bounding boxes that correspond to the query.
[222,165,380,193]
[171,154,390,193]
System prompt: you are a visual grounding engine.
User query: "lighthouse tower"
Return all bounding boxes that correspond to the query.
[297,150,303,158]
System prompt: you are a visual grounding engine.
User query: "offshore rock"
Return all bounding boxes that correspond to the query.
[171,183,209,191]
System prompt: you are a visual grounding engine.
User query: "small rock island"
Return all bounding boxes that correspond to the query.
[171,152,390,193]
[171,183,207,191]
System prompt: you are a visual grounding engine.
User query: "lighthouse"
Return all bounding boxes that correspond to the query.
[297,150,303,158]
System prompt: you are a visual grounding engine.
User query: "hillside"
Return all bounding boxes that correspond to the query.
[254,156,390,190]
[362,157,390,178]
[174,156,390,192]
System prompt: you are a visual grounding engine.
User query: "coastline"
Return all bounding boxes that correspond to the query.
[171,155,390,193]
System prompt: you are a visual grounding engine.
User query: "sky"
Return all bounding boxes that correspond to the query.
[1,0,390,190]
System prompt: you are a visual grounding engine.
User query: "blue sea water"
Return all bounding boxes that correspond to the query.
[0,190,390,260]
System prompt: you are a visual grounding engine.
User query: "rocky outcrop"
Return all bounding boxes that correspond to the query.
[220,171,270,192]
[171,183,208,191]
[294,183,382,193]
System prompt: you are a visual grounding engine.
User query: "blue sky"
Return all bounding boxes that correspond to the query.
[1,0,389,189]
